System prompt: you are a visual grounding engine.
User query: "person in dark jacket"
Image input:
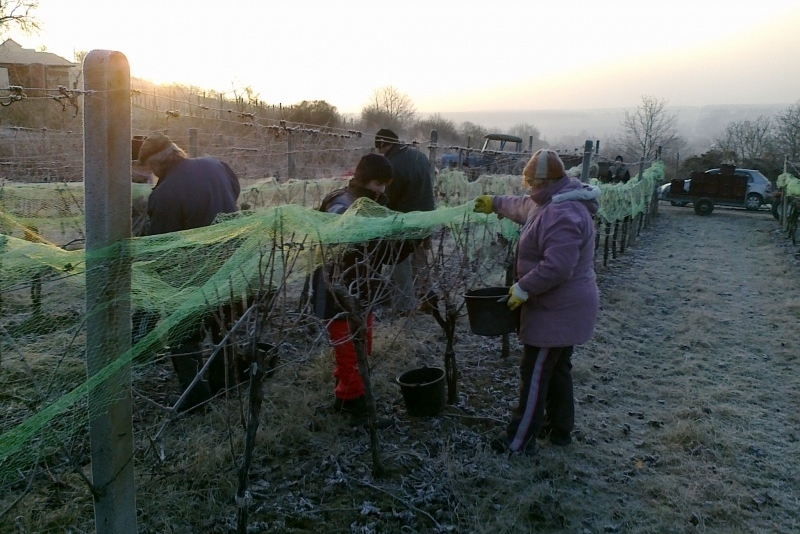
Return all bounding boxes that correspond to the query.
[473,149,600,455]
[139,132,240,234]
[312,153,406,424]
[374,128,435,313]
[610,155,631,183]
[138,132,242,413]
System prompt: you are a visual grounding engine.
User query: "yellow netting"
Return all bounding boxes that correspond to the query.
[0,164,662,485]
[591,161,664,223]
[777,172,800,197]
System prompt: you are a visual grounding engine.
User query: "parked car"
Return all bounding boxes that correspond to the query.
[705,168,772,210]
[658,168,772,211]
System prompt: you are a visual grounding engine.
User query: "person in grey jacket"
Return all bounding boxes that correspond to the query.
[474,148,600,455]
[375,129,435,313]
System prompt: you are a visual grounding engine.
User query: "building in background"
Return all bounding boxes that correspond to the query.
[0,39,76,96]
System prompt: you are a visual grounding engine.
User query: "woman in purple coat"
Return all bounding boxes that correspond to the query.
[474,149,600,455]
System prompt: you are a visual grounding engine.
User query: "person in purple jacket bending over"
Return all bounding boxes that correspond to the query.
[473,148,600,455]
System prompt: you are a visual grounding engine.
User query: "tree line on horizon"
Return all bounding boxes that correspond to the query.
[290,87,800,181]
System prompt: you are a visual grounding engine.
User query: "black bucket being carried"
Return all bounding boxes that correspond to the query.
[464,286,521,336]
[396,366,446,417]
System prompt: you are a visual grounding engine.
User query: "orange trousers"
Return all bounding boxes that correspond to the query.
[326,314,373,401]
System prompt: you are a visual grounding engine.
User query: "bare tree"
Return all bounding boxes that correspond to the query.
[411,113,459,145]
[457,121,488,148]
[774,102,800,163]
[621,95,682,161]
[713,115,774,164]
[0,0,40,34]
[360,85,416,133]
[507,122,547,151]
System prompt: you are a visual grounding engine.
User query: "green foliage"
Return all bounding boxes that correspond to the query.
[412,113,459,146]
[680,149,735,175]
[286,100,340,129]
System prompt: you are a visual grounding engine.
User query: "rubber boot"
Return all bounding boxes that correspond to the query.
[170,343,212,413]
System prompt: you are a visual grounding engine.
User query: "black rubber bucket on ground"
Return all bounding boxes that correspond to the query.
[396,366,446,417]
[464,286,521,336]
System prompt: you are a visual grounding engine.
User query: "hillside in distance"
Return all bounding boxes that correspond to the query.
[435,104,792,149]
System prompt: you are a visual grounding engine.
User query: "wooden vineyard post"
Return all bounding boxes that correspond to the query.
[287,130,296,180]
[189,127,198,158]
[84,50,137,534]
[580,140,593,183]
[782,155,789,229]
[428,129,438,191]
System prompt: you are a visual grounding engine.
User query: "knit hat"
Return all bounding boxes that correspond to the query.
[354,153,393,184]
[374,128,399,148]
[137,132,175,165]
[523,149,566,181]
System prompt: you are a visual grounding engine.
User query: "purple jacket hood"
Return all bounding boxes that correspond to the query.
[491,176,600,347]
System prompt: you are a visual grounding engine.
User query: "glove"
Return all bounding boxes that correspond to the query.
[473,195,494,214]
[507,283,528,311]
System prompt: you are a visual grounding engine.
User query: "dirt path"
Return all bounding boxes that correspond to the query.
[573,204,800,533]
[18,202,800,533]
[220,204,800,534]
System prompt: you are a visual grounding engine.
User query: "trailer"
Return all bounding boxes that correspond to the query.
[665,166,759,216]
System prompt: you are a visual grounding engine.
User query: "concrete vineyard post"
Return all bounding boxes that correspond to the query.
[84,49,137,534]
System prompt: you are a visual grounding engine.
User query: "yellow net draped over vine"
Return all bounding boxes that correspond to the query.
[0,164,662,485]
[591,161,664,223]
[777,172,800,197]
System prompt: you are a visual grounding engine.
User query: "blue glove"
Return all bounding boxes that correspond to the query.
[507,283,528,311]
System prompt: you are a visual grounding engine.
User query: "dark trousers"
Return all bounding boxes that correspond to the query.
[170,301,250,411]
[506,345,574,452]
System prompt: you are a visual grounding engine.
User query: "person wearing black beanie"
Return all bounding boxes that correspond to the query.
[311,153,406,427]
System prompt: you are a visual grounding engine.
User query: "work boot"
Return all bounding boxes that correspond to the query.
[489,432,536,456]
[170,343,212,413]
[333,396,369,416]
[538,424,572,446]
[548,429,572,446]
[334,396,393,429]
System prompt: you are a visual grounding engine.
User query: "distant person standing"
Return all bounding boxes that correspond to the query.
[611,155,631,184]
[374,128,435,313]
[138,132,241,412]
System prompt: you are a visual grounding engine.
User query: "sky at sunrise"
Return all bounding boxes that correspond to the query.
[4,0,800,115]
